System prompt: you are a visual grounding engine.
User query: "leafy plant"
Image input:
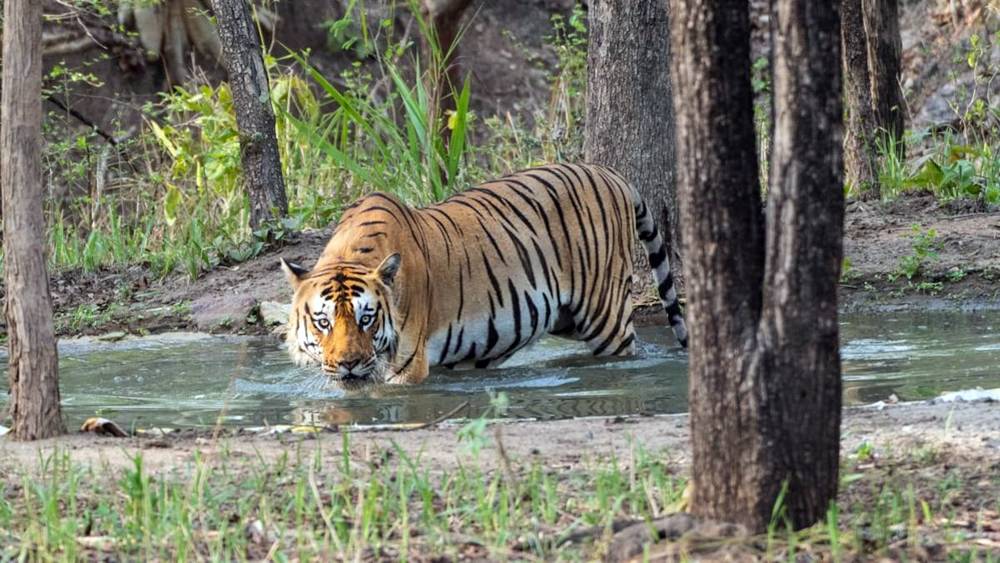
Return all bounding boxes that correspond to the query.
[892,224,941,281]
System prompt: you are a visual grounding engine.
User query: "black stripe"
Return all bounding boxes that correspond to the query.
[439,324,453,364]
[610,333,636,356]
[524,290,539,335]
[484,319,500,356]
[649,246,667,269]
[481,250,505,308]
[658,273,675,300]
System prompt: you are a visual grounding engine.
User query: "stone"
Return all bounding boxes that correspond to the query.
[259,301,291,327]
[190,294,257,331]
[97,331,128,342]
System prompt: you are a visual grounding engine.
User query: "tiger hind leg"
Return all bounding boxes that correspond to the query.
[568,290,639,358]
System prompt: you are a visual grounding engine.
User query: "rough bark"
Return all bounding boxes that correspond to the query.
[584,0,679,267]
[842,0,881,200]
[2,0,66,440]
[211,0,288,229]
[757,0,844,528]
[669,0,766,528]
[670,0,843,531]
[863,0,904,144]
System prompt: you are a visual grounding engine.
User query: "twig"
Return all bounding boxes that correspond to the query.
[408,400,470,430]
[45,94,120,146]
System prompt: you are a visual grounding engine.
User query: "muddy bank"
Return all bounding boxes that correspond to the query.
[2,398,997,475]
[5,191,993,339]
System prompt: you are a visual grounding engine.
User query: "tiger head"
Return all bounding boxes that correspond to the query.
[280,254,401,389]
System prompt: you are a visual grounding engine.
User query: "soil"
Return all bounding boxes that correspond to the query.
[2,399,999,559]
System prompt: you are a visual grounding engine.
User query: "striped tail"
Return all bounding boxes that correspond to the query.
[633,193,688,348]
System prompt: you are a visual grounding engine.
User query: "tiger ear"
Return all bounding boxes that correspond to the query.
[376,253,401,287]
[280,258,309,289]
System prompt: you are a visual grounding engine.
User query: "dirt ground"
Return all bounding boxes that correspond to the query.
[2,398,996,476]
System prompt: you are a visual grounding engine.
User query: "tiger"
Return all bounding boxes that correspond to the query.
[280,163,688,388]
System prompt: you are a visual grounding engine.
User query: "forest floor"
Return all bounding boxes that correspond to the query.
[2,399,998,560]
[35,190,1000,339]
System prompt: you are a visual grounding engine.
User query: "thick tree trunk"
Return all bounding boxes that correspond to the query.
[669,0,766,528]
[842,0,881,200]
[211,0,288,229]
[670,0,843,531]
[2,0,66,440]
[585,0,679,268]
[757,0,844,529]
[863,0,904,143]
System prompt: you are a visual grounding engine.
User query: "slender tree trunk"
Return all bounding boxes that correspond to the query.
[842,0,881,200]
[585,0,679,268]
[211,0,288,229]
[863,0,904,144]
[670,0,843,531]
[2,0,65,440]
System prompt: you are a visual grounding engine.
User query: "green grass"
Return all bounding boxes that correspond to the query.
[0,435,685,561]
[2,429,997,561]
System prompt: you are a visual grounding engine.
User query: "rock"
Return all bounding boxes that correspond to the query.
[914,75,965,130]
[97,331,128,342]
[190,294,258,331]
[606,513,749,563]
[259,301,291,327]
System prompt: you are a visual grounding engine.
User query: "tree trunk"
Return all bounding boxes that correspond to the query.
[669,0,766,527]
[863,0,904,144]
[585,0,679,269]
[420,0,473,137]
[756,0,844,529]
[670,0,843,531]
[842,0,881,200]
[211,0,288,229]
[2,0,66,440]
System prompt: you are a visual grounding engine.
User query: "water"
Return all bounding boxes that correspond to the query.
[0,312,997,429]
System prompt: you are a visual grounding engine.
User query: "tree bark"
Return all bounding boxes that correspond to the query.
[670,0,843,531]
[211,0,288,229]
[2,0,66,440]
[842,0,881,200]
[585,0,679,267]
[420,0,473,135]
[757,0,844,529]
[863,0,904,144]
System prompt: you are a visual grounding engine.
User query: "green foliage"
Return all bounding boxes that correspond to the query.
[876,31,1000,205]
[892,224,941,281]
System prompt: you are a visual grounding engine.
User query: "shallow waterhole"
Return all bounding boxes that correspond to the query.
[1,312,998,429]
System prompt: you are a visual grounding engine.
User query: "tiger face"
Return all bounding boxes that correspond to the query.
[281,254,401,388]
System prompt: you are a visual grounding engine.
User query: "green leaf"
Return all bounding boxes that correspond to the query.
[164,183,182,226]
[148,120,178,159]
[905,158,944,189]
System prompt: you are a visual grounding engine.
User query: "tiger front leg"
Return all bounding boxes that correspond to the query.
[385,345,430,385]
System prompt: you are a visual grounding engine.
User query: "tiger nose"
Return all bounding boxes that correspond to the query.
[339,359,360,372]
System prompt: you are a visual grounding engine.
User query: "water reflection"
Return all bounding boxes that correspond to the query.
[0,312,997,428]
